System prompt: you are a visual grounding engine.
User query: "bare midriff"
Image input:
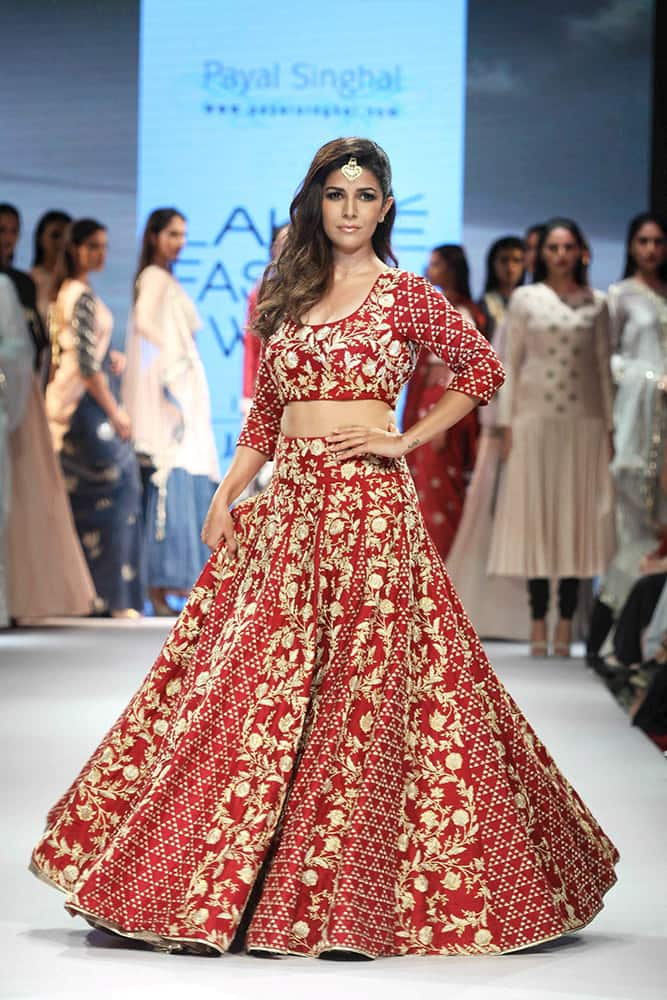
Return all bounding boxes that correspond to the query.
[281,399,395,438]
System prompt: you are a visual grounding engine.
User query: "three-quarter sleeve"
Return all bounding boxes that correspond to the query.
[72,291,100,377]
[237,347,283,458]
[397,272,504,404]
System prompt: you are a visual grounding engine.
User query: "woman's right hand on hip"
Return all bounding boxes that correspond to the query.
[201,491,238,556]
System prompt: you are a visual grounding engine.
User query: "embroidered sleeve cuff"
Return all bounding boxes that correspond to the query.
[237,417,278,459]
[448,356,506,405]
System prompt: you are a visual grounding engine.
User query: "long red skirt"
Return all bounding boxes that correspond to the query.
[31,435,618,957]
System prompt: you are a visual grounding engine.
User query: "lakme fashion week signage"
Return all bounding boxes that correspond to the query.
[139,0,467,470]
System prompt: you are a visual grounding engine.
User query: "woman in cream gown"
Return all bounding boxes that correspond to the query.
[488,218,615,656]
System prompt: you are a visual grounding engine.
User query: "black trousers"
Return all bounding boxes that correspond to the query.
[613,572,667,666]
[527,578,580,621]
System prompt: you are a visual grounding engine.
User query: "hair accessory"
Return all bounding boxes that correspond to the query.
[341,157,363,182]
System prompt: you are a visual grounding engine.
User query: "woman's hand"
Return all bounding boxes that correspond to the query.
[327,422,406,460]
[201,489,238,555]
[111,406,132,441]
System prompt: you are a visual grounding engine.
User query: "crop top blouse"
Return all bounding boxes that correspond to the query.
[238,268,505,458]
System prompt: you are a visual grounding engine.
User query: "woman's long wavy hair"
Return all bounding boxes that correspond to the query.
[622,211,667,281]
[533,217,588,286]
[134,207,186,289]
[252,137,397,339]
[52,218,106,299]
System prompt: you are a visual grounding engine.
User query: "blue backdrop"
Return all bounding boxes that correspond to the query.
[139,0,468,470]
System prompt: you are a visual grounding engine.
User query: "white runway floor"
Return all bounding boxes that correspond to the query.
[1,621,665,1000]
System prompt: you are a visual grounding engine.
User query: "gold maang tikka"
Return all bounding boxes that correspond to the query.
[341,156,363,181]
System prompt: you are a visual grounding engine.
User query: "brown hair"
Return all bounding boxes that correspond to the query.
[252,137,397,339]
[134,207,186,288]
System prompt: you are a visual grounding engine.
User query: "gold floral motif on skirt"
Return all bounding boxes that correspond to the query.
[31,435,618,957]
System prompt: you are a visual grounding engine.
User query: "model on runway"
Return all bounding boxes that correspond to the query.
[31,138,618,959]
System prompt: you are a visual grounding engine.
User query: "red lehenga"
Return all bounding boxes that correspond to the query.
[31,270,618,958]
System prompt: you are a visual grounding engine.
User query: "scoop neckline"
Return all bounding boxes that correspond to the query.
[300,268,396,329]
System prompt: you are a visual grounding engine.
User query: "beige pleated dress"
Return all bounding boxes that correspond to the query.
[487,283,616,579]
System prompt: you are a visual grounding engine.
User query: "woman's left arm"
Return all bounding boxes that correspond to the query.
[329,273,505,460]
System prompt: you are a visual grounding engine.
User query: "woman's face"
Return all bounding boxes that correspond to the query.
[540,227,582,281]
[630,221,666,276]
[75,229,108,273]
[493,247,525,290]
[0,212,19,266]
[426,252,452,294]
[321,166,391,255]
[154,216,187,264]
[39,221,69,265]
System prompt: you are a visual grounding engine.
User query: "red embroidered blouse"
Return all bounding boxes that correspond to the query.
[238,268,505,458]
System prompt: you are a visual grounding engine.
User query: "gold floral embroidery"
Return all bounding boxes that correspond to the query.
[32,436,617,958]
